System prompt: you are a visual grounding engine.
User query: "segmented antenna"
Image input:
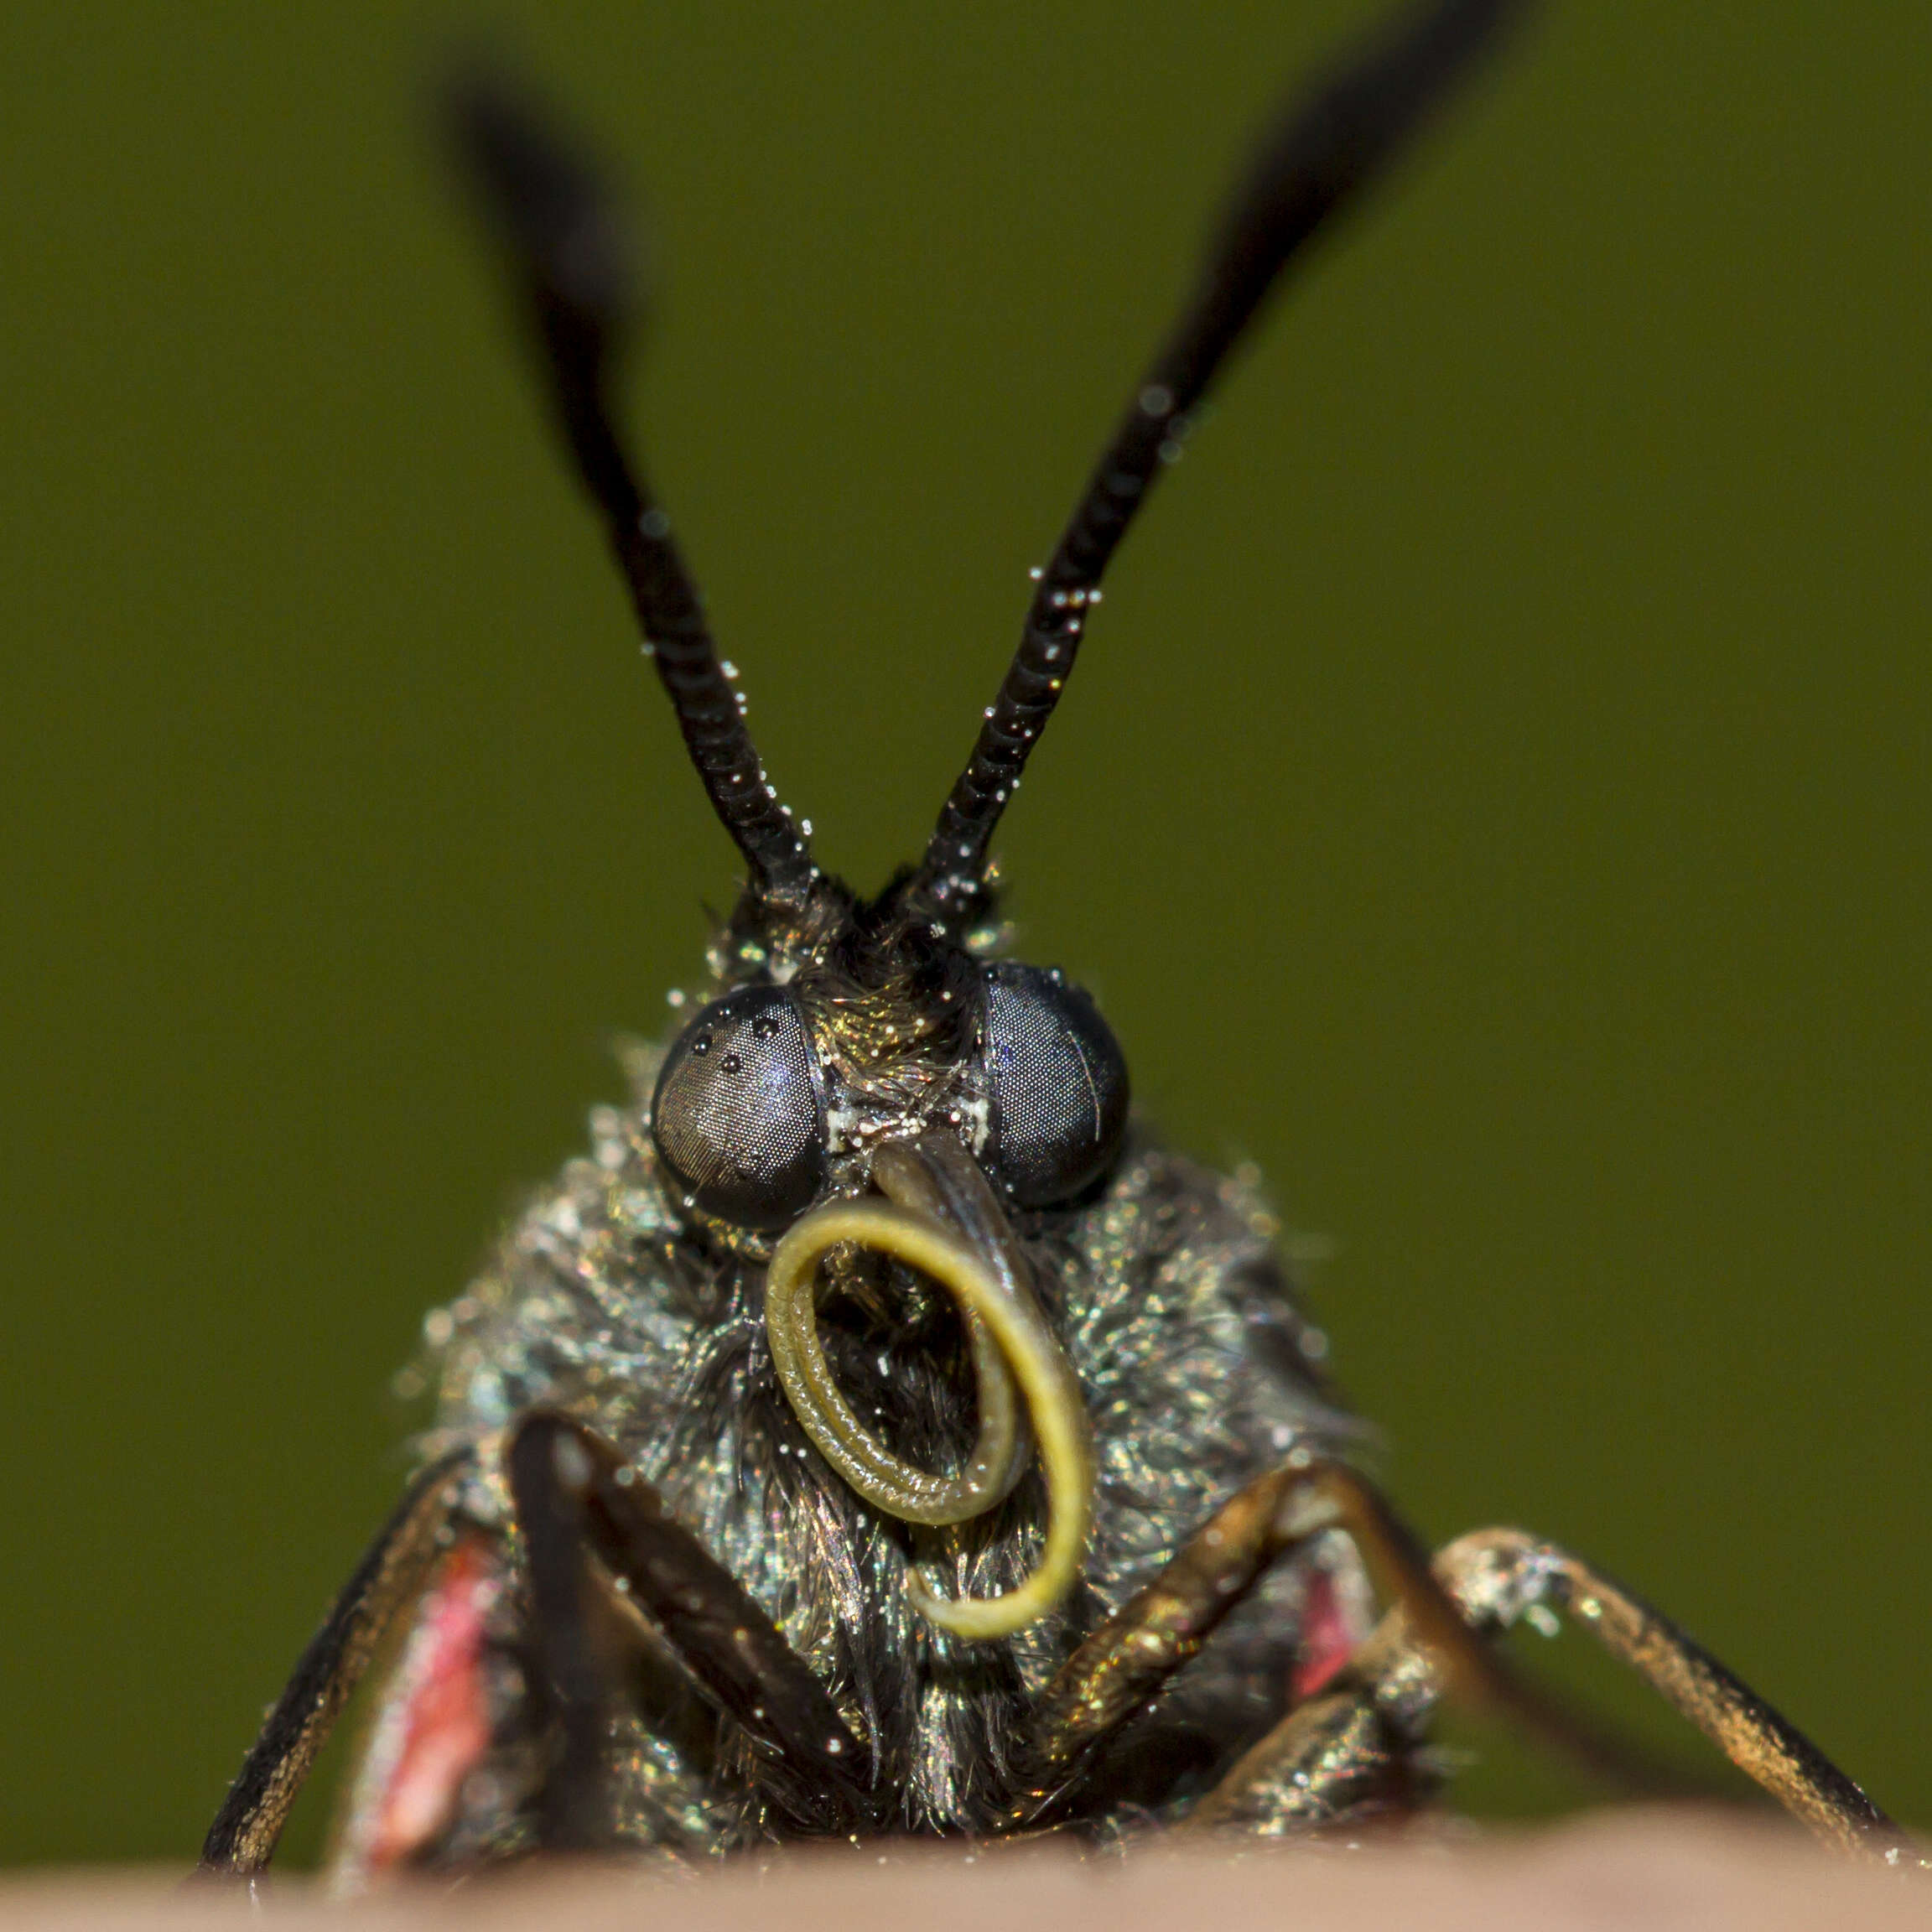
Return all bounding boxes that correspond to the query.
[446,71,816,904]
[917,0,1528,911]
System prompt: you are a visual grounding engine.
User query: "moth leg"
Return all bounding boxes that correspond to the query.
[1182,1517,1909,1860]
[506,1411,871,1843]
[1189,1625,1436,1835]
[1181,1591,1479,1835]
[1021,1456,1615,1820]
[504,1415,617,1851]
[1422,1527,1909,1860]
[198,1448,474,1878]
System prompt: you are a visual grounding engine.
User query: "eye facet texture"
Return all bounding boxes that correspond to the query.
[982,963,1129,1207]
[651,986,825,1228]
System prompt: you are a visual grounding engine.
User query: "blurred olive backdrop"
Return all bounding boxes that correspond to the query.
[2,0,1928,1868]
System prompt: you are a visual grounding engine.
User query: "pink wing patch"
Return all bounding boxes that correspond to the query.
[1291,1562,1362,1701]
[335,1533,502,1884]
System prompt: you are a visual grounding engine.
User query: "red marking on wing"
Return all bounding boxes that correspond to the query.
[339,1533,501,1880]
[1291,1564,1358,1701]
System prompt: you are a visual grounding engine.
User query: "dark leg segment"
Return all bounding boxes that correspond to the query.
[506,1419,616,1850]
[507,1412,871,1839]
[199,1449,474,1877]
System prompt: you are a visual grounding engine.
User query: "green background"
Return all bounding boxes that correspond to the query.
[2,1,1927,1867]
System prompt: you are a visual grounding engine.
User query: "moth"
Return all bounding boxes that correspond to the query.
[199,0,1907,1884]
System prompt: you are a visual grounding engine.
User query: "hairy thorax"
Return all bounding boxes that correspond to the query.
[358,1058,1363,1867]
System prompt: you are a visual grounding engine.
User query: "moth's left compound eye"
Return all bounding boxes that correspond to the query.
[651,985,826,1229]
[982,963,1130,1208]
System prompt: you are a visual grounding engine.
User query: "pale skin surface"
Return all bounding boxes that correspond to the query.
[7,1814,1932,1931]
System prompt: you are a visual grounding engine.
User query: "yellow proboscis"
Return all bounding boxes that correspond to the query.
[765,1198,1093,1640]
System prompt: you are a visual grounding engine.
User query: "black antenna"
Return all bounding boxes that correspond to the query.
[445,70,817,905]
[917,0,1528,911]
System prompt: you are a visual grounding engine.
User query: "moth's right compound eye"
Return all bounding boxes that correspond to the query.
[650,985,826,1229]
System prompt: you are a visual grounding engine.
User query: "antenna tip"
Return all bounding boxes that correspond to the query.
[440,59,636,338]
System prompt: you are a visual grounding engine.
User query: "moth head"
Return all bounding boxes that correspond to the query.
[647,958,1130,1231]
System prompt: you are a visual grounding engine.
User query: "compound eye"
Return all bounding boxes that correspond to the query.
[982,963,1129,1208]
[651,986,826,1229]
